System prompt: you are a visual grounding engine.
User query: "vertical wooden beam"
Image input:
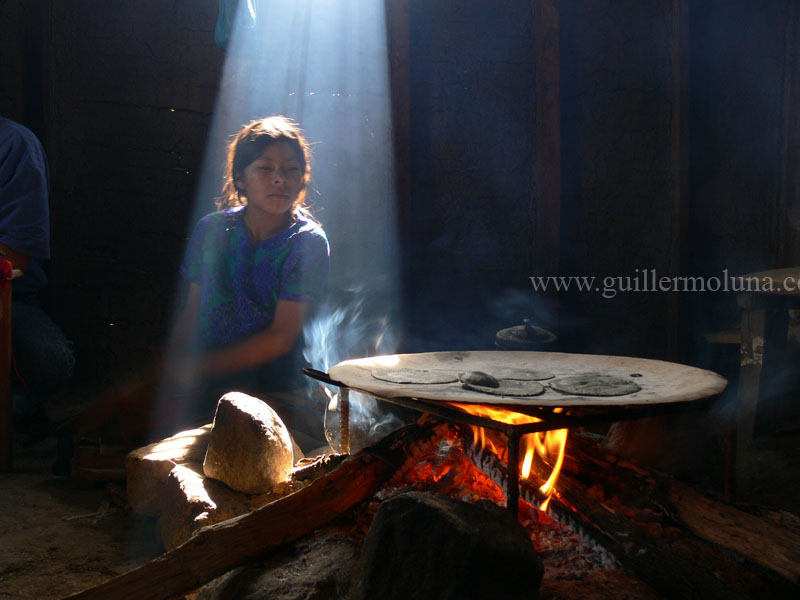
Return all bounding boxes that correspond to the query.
[778,1,800,266]
[737,301,766,449]
[21,1,46,140]
[667,0,689,361]
[533,0,561,288]
[384,0,410,275]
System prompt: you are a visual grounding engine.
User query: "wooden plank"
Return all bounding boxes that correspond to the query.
[384,0,411,283]
[777,0,800,265]
[667,0,690,360]
[532,0,561,292]
[564,433,800,586]
[668,479,800,584]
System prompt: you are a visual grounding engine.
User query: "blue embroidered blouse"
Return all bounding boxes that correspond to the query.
[180,206,329,358]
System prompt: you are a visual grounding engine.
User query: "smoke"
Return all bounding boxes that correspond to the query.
[302,287,399,373]
[302,285,404,451]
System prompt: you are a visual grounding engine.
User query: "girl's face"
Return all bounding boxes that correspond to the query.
[235,141,304,218]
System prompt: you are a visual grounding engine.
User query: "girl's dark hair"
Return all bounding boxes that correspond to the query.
[217,115,313,218]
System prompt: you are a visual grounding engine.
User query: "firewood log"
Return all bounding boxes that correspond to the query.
[459,428,799,599]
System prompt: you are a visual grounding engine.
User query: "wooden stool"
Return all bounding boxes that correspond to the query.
[736,268,800,444]
[732,268,800,495]
[699,328,740,500]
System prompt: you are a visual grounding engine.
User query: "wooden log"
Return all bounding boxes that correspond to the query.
[457,427,799,599]
[63,421,447,600]
[668,478,800,584]
[563,433,800,585]
[543,469,758,599]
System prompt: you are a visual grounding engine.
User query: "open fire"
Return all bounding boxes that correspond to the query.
[80,388,797,600]
[447,402,568,511]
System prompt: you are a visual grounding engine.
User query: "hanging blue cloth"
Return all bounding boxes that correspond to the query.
[215,0,257,51]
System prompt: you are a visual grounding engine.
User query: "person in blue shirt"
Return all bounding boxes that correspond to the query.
[0,116,75,436]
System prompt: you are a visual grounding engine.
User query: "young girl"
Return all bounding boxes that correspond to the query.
[63,116,328,472]
[165,116,329,443]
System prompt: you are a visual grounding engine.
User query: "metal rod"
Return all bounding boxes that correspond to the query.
[301,367,345,388]
[506,431,521,515]
[340,388,350,455]
[351,391,516,433]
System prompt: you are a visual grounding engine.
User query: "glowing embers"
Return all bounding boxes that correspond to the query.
[447,403,568,511]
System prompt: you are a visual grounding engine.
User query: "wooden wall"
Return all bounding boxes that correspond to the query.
[2,0,799,375]
[0,0,223,377]
[404,0,539,350]
[687,0,800,344]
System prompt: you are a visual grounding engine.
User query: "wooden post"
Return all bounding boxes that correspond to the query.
[384,0,410,288]
[532,0,561,311]
[737,303,766,449]
[667,0,690,361]
[777,1,800,265]
[0,283,12,471]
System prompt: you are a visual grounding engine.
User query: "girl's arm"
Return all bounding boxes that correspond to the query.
[199,299,311,377]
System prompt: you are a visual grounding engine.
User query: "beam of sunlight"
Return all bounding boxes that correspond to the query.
[156,0,400,440]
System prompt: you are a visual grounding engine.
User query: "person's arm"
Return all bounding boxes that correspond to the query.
[199,299,311,378]
[0,123,49,269]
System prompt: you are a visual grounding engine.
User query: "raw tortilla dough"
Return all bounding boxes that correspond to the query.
[462,379,545,397]
[489,367,555,381]
[550,373,641,397]
[458,371,501,388]
[370,368,458,384]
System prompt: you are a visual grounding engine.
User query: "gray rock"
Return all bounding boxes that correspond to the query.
[196,529,359,600]
[349,491,544,600]
[203,392,294,494]
[126,424,212,516]
[157,462,251,550]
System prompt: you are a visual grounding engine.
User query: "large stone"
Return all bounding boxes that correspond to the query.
[157,462,252,551]
[126,424,212,516]
[196,529,360,600]
[203,392,294,494]
[349,492,544,600]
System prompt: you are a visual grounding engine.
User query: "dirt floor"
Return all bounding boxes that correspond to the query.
[2,386,800,600]
[0,379,163,600]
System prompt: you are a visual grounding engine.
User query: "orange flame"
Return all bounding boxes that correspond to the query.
[448,402,568,511]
